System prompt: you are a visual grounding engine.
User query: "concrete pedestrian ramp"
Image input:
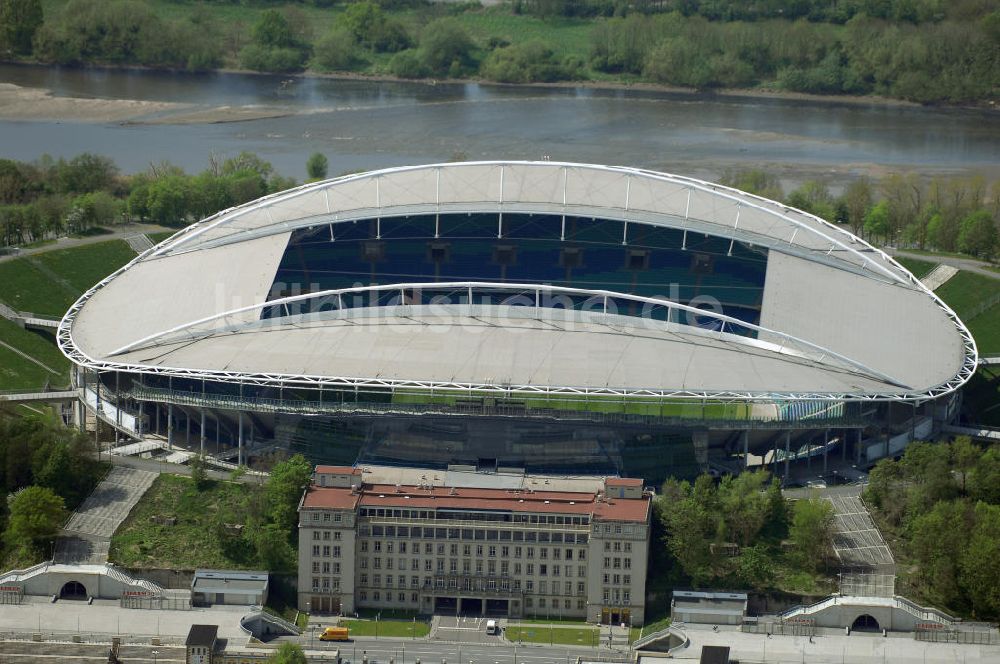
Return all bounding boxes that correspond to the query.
[54,466,157,564]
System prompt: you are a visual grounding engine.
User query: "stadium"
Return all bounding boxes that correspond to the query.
[58,162,978,483]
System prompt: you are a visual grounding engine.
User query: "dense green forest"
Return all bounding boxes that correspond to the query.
[0,409,105,567]
[652,471,837,596]
[0,0,997,103]
[4,151,996,261]
[864,438,1000,620]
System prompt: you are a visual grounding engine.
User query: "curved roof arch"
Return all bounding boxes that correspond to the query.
[58,162,977,402]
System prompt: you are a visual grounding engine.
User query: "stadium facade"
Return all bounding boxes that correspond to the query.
[59,162,977,483]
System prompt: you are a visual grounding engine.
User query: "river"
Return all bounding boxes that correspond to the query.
[0,63,997,185]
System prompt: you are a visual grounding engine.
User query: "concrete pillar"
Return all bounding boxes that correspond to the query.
[783,431,790,480]
[186,412,191,446]
[79,369,87,433]
[238,412,244,466]
[200,409,206,457]
[167,403,173,451]
[856,429,863,465]
[115,372,121,429]
[822,429,829,473]
[742,431,749,470]
[155,404,161,437]
[842,429,848,460]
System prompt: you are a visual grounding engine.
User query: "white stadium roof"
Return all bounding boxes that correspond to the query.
[59,162,977,402]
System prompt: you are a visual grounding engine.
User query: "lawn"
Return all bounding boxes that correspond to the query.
[32,239,136,294]
[340,618,430,638]
[0,240,136,318]
[0,257,76,318]
[894,256,937,279]
[0,317,70,390]
[504,624,599,646]
[933,270,1000,354]
[110,474,264,570]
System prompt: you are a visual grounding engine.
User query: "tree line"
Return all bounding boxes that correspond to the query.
[652,470,836,594]
[2,152,997,261]
[1,0,996,103]
[864,438,1000,620]
[0,152,295,247]
[722,169,1000,259]
[0,409,105,568]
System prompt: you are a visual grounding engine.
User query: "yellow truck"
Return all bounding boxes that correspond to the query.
[319,626,350,642]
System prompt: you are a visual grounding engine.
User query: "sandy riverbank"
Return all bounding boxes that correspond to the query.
[0,82,297,124]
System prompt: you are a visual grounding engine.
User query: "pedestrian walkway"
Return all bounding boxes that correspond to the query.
[54,467,157,564]
[922,264,959,290]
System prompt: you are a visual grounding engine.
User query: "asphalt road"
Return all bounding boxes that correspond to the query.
[889,248,1000,281]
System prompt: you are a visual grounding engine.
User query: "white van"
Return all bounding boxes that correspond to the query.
[486,619,499,635]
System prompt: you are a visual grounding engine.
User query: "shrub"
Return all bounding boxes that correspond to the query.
[389,49,429,78]
[480,41,581,83]
[418,18,476,76]
[313,27,362,71]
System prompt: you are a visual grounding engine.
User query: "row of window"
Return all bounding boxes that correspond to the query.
[524,598,587,611]
[362,557,589,579]
[312,530,344,541]
[356,574,591,598]
[311,577,341,592]
[602,557,632,570]
[602,588,632,605]
[311,545,342,558]
[311,562,342,575]
[359,507,591,527]
[361,524,589,544]
[361,541,585,560]
[306,511,345,523]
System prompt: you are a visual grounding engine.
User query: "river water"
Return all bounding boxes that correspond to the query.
[0,63,997,184]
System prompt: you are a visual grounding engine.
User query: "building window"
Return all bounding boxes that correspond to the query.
[313,531,320,541]
[333,546,341,558]
[624,542,631,553]
[361,541,369,552]
[624,558,631,570]
[312,562,320,573]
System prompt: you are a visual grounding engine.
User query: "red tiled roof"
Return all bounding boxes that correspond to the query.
[301,486,361,510]
[605,477,643,487]
[315,465,361,475]
[301,483,649,522]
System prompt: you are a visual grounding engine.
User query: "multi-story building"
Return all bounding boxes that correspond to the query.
[297,466,652,625]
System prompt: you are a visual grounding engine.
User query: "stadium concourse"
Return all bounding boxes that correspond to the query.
[57,162,976,485]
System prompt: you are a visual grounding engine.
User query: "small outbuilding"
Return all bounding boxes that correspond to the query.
[191,570,268,607]
[671,590,747,626]
[185,624,218,664]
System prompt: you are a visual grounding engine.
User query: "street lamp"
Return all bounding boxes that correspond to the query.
[151,649,159,664]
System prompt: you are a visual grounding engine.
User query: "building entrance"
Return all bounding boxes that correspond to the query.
[435,596,457,613]
[485,599,509,616]
[60,581,87,600]
[459,597,483,615]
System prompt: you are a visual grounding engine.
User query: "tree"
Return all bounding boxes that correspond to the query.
[969,447,1000,505]
[0,0,43,55]
[313,27,361,71]
[269,642,307,664]
[252,9,296,49]
[958,209,998,259]
[960,503,1000,617]
[911,499,970,608]
[788,498,834,572]
[737,544,775,588]
[418,18,475,76]
[842,177,873,237]
[864,200,892,244]
[341,1,410,53]
[241,9,308,72]
[306,153,328,181]
[189,455,210,491]
[266,454,312,535]
[5,485,67,553]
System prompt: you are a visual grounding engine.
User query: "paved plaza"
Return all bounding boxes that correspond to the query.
[644,624,1000,664]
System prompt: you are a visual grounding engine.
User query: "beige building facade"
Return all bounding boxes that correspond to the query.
[297,467,651,625]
